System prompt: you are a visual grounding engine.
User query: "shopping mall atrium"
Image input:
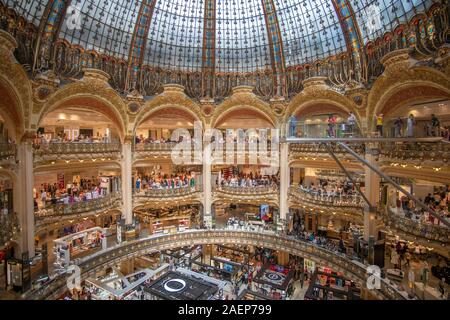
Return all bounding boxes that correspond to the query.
[0,0,449,302]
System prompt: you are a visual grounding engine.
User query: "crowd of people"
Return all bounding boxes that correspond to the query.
[34,177,108,212]
[375,113,449,139]
[217,172,279,188]
[134,171,196,192]
[33,132,113,149]
[393,187,450,228]
[134,135,178,144]
[298,179,363,206]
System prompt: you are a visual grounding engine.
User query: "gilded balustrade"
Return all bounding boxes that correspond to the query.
[379,141,450,164]
[34,192,121,221]
[133,186,202,199]
[289,187,364,221]
[382,207,450,244]
[33,142,122,164]
[0,143,16,162]
[25,230,409,300]
[214,185,278,196]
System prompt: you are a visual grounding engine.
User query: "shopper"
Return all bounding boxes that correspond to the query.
[406,114,415,137]
[289,114,297,138]
[394,117,403,138]
[431,114,440,137]
[327,115,337,138]
[347,112,356,137]
[375,114,384,137]
[135,176,141,193]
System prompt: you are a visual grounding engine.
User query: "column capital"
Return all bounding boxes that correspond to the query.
[0,29,18,53]
[123,135,134,144]
[20,131,36,144]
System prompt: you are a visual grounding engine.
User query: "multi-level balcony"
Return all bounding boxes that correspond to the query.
[25,230,409,301]
[35,192,122,231]
[133,186,203,206]
[134,141,275,164]
[380,207,450,247]
[134,142,178,161]
[289,187,364,221]
[379,141,450,166]
[33,142,122,166]
[0,143,16,166]
[213,185,279,205]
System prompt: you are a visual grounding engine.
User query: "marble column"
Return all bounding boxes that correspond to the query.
[363,146,380,241]
[279,142,289,230]
[203,141,212,228]
[16,133,35,258]
[121,137,133,225]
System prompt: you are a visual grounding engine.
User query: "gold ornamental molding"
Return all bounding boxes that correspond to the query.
[133,84,205,133]
[0,29,33,134]
[285,83,359,124]
[34,72,129,141]
[366,49,450,130]
[211,86,278,128]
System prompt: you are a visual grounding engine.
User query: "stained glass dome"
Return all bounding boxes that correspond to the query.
[7,0,434,73]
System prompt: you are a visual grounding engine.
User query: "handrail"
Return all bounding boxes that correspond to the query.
[0,143,16,160]
[33,142,122,155]
[290,187,365,209]
[379,141,450,162]
[383,207,450,243]
[24,230,409,300]
[34,193,121,219]
[214,185,279,195]
[133,186,202,198]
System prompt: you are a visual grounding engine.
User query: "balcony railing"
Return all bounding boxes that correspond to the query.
[289,142,365,156]
[379,142,450,163]
[383,207,450,244]
[0,143,16,161]
[34,142,122,155]
[133,186,202,198]
[25,230,409,300]
[214,185,279,196]
[35,192,121,219]
[134,142,177,152]
[291,187,365,208]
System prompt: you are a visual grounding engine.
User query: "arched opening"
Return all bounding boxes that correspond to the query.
[0,78,22,141]
[291,103,356,138]
[37,102,124,144]
[214,107,275,130]
[134,107,198,144]
[38,107,121,143]
[376,85,450,138]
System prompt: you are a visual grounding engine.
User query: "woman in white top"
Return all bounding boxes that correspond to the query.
[41,190,47,208]
[406,114,415,137]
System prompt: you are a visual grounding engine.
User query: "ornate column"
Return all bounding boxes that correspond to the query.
[203,126,212,228]
[121,136,133,225]
[16,132,35,257]
[279,142,289,231]
[363,144,380,242]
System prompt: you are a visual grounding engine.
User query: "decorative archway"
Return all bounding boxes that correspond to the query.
[36,81,128,142]
[0,30,33,137]
[367,65,450,131]
[211,87,278,129]
[133,86,205,134]
[286,89,358,124]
